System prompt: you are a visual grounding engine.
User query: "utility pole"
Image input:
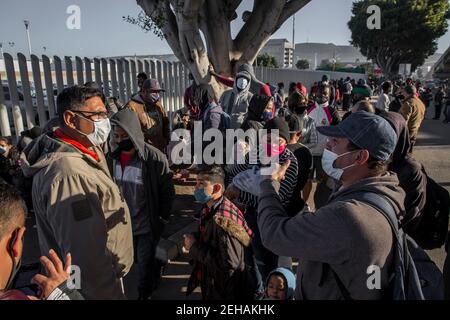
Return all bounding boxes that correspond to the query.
[292,14,296,69]
[24,20,32,56]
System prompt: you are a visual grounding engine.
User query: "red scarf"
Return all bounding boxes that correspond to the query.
[53,129,99,161]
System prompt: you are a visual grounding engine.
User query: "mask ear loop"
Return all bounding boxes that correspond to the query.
[5,228,20,290]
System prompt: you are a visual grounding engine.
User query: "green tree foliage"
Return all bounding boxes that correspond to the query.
[348,0,449,78]
[296,59,310,69]
[256,53,279,68]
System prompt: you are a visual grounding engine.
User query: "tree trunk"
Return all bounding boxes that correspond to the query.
[137,0,312,99]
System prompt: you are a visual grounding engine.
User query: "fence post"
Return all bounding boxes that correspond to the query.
[4,53,25,136]
[101,59,109,97]
[17,53,35,129]
[110,59,118,99]
[31,54,48,127]
[54,56,64,93]
[117,59,126,103]
[65,56,74,87]
[130,59,137,94]
[94,58,101,88]
[42,54,56,118]
[0,70,12,136]
[75,56,84,85]
[123,59,132,101]
[144,59,150,77]
[84,57,93,83]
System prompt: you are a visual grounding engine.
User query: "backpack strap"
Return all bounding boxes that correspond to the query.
[329,192,401,300]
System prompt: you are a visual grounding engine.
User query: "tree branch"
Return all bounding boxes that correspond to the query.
[233,0,285,59]
[137,0,188,66]
[275,0,311,30]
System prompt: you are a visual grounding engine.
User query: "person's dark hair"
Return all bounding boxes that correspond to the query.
[196,165,225,189]
[0,185,27,240]
[404,85,417,96]
[347,141,389,176]
[0,136,12,146]
[382,81,392,93]
[137,72,148,80]
[193,84,214,109]
[288,91,308,114]
[278,82,285,89]
[354,101,375,114]
[56,86,103,124]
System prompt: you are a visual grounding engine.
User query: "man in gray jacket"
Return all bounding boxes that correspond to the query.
[258,111,405,300]
[219,70,253,129]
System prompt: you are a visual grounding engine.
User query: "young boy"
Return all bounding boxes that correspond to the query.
[183,166,257,300]
[265,267,296,300]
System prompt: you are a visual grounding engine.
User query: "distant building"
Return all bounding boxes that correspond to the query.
[294,43,368,69]
[260,39,294,68]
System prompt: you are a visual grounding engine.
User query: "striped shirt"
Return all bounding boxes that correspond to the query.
[228,148,298,208]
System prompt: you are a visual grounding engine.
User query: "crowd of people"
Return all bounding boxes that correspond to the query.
[1,63,449,301]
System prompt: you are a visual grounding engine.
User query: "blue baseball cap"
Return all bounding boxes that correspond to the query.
[316,111,397,161]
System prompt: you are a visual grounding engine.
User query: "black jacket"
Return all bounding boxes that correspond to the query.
[108,108,175,240]
[381,112,427,235]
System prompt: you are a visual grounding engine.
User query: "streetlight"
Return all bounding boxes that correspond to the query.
[24,20,32,56]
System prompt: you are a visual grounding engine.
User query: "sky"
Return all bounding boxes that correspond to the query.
[1,0,450,58]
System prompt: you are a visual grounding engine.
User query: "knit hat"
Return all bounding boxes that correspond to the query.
[264,117,290,143]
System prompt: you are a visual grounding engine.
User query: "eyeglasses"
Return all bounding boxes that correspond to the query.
[73,110,108,121]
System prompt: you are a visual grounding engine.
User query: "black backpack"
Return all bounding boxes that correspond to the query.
[334,193,444,300]
[412,170,450,250]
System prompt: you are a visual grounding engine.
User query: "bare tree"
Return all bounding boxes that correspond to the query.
[136,0,311,98]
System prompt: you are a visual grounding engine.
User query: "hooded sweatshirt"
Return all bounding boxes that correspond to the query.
[20,129,133,300]
[220,71,253,129]
[381,112,427,235]
[258,173,405,300]
[266,267,296,300]
[108,109,175,240]
[241,95,274,131]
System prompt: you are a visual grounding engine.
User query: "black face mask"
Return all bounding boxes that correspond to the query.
[118,139,134,152]
[294,106,307,115]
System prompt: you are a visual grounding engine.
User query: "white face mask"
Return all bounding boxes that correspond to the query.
[76,115,111,146]
[236,78,249,91]
[321,149,358,181]
[0,145,8,156]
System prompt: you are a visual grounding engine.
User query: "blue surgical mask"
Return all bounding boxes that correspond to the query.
[194,188,213,204]
[262,111,273,121]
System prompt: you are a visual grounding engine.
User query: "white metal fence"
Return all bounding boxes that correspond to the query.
[0,53,191,137]
[0,52,367,137]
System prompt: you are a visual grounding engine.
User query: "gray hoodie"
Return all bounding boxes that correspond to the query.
[220,70,253,129]
[258,172,406,300]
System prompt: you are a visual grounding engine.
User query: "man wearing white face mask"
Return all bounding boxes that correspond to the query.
[257,111,406,300]
[21,86,133,300]
[219,70,253,129]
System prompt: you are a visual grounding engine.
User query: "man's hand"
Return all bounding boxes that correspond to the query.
[269,160,291,183]
[183,234,197,252]
[224,184,240,201]
[32,250,72,300]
